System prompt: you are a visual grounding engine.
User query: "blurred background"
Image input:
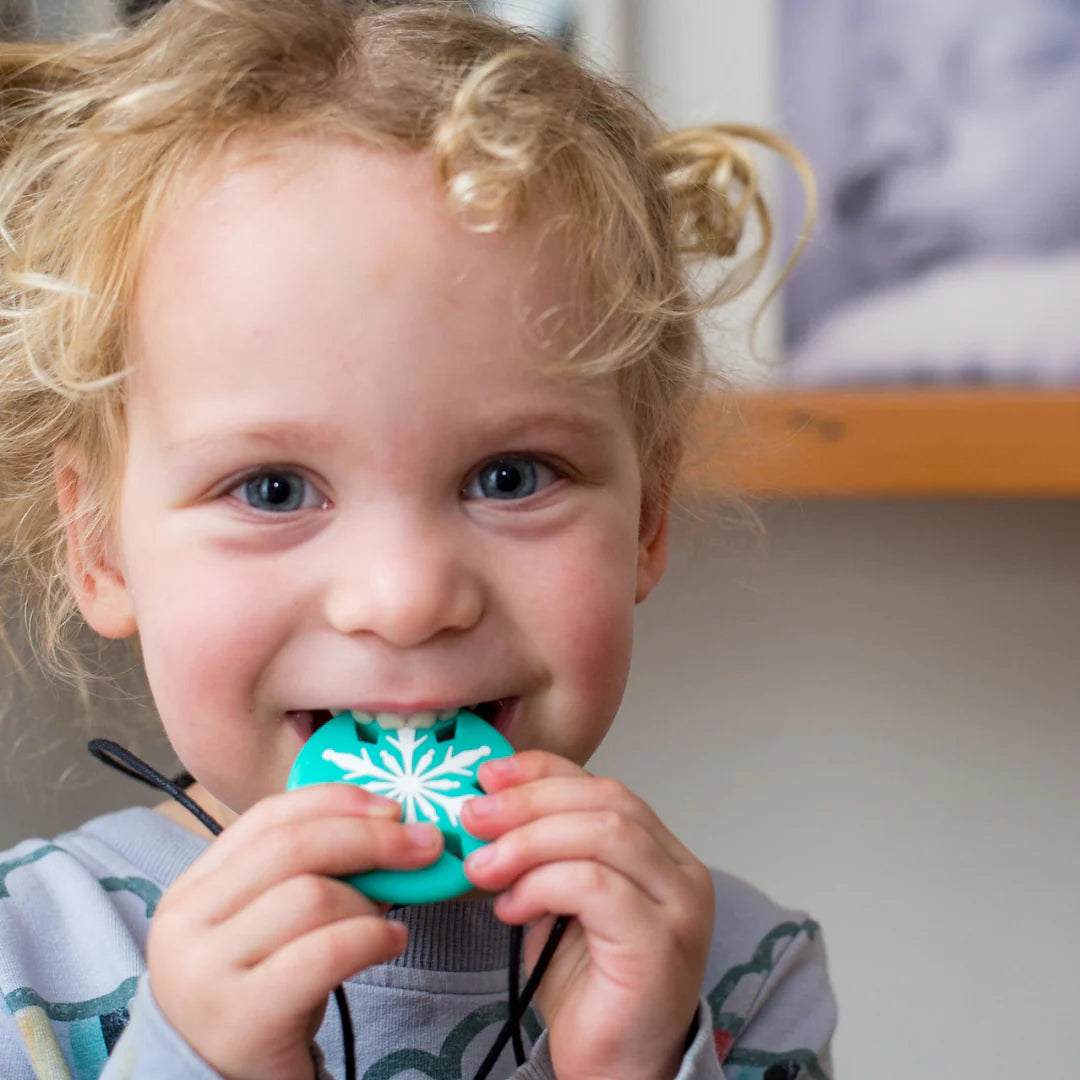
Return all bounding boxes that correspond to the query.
[2,3,1079,1080]
[780,0,1080,386]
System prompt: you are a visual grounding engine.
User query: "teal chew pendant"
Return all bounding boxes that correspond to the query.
[286,709,514,905]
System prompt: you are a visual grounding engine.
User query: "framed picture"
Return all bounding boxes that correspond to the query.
[780,0,1080,386]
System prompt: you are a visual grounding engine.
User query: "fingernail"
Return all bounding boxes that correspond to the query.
[466,843,497,870]
[484,758,515,778]
[468,794,500,818]
[367,797,402,818]
[406,823,440,849]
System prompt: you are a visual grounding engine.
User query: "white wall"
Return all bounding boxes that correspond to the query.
[597,502,1080,1080]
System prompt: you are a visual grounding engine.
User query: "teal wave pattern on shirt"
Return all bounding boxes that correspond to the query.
[0,844,64,897]
[362,1002,542,1080]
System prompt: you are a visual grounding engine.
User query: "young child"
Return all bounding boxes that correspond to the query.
[0,2,836,1078]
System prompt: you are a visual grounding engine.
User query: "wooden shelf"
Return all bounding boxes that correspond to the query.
[683,390,1080,497]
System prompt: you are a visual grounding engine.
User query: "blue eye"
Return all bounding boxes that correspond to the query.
[465,457,558,501]
[232,471,324,513]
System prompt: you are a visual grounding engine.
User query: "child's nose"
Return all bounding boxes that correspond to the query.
[321,515,484,647]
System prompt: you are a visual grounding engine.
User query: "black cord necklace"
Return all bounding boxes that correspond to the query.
[88,738,569,1080]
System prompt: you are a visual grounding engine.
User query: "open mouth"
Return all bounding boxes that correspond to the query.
[286,699,514,741]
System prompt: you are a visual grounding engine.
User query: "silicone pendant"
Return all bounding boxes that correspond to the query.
[286,709,514,904]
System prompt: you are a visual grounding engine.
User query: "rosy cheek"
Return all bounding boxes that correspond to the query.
[569,601,633,704]
[134,565,274,712]
[532,540,635,757]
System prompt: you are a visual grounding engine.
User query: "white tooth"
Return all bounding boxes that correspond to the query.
[437,708,458,720]
[352,710,375,724]
[376,712,404,729]
[407,711,437,729]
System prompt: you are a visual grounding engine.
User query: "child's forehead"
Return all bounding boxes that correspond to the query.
[150,136,572,282]
[133,136,592,349]
[127,136,610,416]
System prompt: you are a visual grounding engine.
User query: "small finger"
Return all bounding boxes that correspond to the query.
[476,750,587,794]
[176,784,401,890]
[254,915,410,1013]
[463,775,692,865]
[218,873,385,968]
[492,860,655,946]
[173,817,442,924]
[464,810,680,906]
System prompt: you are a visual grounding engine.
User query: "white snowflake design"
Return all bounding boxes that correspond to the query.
[322,728,493,827]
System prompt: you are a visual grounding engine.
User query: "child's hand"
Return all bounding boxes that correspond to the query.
[147,783,442,1080]
[462,752,715,1080]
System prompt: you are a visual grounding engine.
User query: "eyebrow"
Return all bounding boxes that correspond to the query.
[164,422,339,457]
[464,409,622,444]
[165,409,622,457]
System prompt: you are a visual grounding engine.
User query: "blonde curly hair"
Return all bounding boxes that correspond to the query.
[0,0,811,682]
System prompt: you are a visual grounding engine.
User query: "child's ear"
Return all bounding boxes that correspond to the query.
[635,481,671,604]
[53,443,136,639]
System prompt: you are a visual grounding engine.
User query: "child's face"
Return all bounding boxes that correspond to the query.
[72,140,668,816]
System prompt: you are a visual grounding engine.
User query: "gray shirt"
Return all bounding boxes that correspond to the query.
[0,807,836,1079]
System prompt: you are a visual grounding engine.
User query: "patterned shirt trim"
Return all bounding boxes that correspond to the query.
[0,845,64,898]
[5,976,140,1023]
